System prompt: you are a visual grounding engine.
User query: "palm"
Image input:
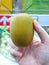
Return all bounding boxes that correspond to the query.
[33,43,49,65]
[13,43,41,65]
[17,44,40,65]
[16,42,49,65]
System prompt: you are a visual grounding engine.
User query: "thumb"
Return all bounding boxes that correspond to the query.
[6,26,10,32]
[34,20,48,43]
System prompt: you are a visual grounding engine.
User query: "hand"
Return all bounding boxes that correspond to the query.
[7,21,49,65]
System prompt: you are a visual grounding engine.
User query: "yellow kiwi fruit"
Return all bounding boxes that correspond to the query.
[10,13,34,47]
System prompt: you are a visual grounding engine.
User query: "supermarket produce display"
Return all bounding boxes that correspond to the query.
[0,0,49,14]
[23,0,49,14]
[0,26,19,65]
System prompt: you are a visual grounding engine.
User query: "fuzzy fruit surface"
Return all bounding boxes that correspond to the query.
[10,13,34,47]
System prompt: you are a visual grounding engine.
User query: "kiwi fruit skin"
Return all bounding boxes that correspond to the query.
[10,13,34,47]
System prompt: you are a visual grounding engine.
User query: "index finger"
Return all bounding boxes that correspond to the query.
[34,20,49,43]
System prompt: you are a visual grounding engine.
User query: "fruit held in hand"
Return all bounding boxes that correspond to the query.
[10,13,34,47]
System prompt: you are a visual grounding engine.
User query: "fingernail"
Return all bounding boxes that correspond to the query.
[34,20,37,23]
[34,20,41,27]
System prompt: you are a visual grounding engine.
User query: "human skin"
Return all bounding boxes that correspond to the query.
[7,21,49,65]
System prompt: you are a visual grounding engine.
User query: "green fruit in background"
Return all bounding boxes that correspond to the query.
[10,13,34,47]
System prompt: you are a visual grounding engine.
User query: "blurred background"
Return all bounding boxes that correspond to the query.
[0,0,49,14]
[0,0,49,65]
